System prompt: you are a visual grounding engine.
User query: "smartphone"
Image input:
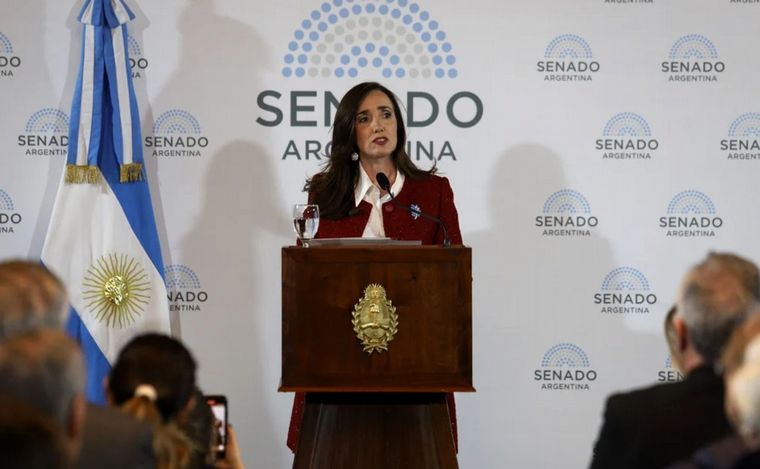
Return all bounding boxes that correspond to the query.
[205,395,227,459]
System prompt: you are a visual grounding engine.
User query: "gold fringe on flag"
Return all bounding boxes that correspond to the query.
[65,164,100,184]
[119,163,143,183]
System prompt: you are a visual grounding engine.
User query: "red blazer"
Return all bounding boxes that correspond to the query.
[287,174,462,452]
[313,175,463,245]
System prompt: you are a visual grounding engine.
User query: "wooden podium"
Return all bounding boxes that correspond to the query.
[281,245,473,469]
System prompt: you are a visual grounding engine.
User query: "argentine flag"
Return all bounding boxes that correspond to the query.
[42,0,170,404]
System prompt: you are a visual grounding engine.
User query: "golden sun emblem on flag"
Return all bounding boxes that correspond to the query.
[82,253,151,328]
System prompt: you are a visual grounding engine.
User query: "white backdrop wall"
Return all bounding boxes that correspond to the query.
[2,1,760,467]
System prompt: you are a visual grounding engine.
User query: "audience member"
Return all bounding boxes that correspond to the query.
[667,314,760,468]
[0,395,70,469]
[107,333,198,469]
[182,388,216,469]
[0,330,86,465]
[0,259,156,469]
[180,388,246,469]
[0,260,67,337]
[590,252,760,469]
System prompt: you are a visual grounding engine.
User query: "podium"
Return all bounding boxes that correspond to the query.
[281,245,473,469]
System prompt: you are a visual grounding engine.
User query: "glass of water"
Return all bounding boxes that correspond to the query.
[292,204,320,247]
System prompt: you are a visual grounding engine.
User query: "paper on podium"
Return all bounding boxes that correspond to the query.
[307,237,422,246]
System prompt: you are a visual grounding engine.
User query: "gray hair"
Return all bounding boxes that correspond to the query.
[0,330,85,424]
[678,252,760,363]
[0,260,68,339]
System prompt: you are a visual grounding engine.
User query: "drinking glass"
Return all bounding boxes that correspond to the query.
[292,204,320,247]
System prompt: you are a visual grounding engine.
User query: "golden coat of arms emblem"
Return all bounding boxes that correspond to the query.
[352,284,398,354]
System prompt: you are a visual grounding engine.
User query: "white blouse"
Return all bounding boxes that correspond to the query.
[354,165,405,238]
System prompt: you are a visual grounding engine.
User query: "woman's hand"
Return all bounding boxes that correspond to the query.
[214,424,245,469]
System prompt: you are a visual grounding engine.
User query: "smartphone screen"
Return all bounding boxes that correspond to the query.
[205,395,227,457]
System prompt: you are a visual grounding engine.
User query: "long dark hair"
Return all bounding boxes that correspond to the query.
[304,82,436,219]
[109,333,197,469]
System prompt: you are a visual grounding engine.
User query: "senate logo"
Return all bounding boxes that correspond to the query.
[662,34,725,83]
[659,190,723,238]
[594,267,657,314]
[535,189,599,237]
[17,108,69,157]
[534,343,597,391]
[281,0,458,79]
[0,189,22,234]
[165,264,209,312]
[0,31,21,79]
[82,254,151,328]
[127,35,149,79]
[537,34,600,82]
[722,113,760,161]
[257,0,482,164]
[596,112,659,160]
[145,109,209,158]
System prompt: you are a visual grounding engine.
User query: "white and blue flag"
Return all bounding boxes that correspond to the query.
[42,0,170,404]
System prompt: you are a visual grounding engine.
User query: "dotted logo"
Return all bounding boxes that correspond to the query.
[0,31,20,75]
[660,190,722,237]
[164,264,208,312]
[541,343,590,367]
[25,108,69,133]
[282,0,457,79]
[146,110,208,157]
[0,189,14,211]
[164,265,202,289]
[597,112,658,160]
[153,110,202,135]
[603,112,651,137]
[0,32,13,54]
[18,108,69,157]
[723,113,760,161]
[600,267,650,291]
[669,34,718,60]
[544,34,593,59]
[728,113,760,137]
[595,267,657,314]
[538,34,599,82]
[535,343,597,390]
[662,34,724,82]
[667,190,715,214]
[543,189,591,214]
[536,189,597,237]
[127,35,149,77]
[127,35,141,57]
[0,188,22,232]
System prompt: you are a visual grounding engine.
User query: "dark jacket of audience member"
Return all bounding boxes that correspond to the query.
[590,252,760,469]
[0,395,70,469]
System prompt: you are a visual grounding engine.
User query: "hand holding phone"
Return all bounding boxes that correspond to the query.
[205,395,227,459]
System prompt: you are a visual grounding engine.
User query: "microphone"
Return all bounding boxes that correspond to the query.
[376,172,451,247]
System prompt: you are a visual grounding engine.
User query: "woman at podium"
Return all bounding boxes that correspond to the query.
[287,81,462,452]
[303,81,462,244]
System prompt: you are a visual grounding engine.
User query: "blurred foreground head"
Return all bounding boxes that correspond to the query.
[0,330,86,464]
[0,259,67,339]
[677,252,760,364]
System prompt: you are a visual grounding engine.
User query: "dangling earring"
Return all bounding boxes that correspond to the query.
[351,152,359,161]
